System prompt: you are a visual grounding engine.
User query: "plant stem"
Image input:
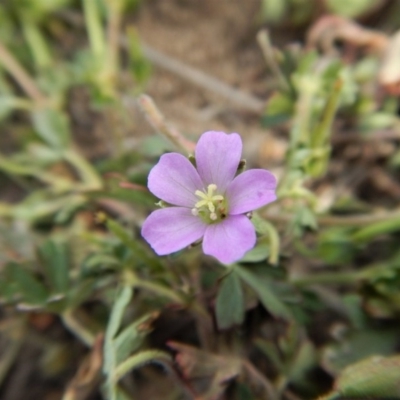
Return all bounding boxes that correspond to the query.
[138,94,196,154]
[257,29,290,92]
[63,149,103,191]
[105,0,123,81]
[311,79,343,149]
[0,40,47,104]
[290,271,362,287]
[62,309,96,347]
[21,17,52,70]
[263,208,400,227]
[82,0,105,59]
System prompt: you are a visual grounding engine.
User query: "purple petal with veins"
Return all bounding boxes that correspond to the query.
[148,153,204,207]
[195,131,242,193]
[226,169,277,215]
[202,215,256,264]
[141,207,207,255]
[141,131,277,264]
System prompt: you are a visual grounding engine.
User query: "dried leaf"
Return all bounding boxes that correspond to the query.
[62,335,103,400]
[168,341,241,400]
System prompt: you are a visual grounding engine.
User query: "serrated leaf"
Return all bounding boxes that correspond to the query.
[216,271,245,329]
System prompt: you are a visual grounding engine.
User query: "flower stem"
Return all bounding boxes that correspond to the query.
[123,270,184,304]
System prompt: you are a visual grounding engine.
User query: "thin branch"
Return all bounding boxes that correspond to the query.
[257,29,290,91]
[139,43,265,114]
[137,94,196,154]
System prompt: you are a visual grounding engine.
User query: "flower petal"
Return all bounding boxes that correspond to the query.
[195,131,242,192]
[148,153,204,207]
[202,215,256,264]
[142,207,207,255]
[226,169,277,215]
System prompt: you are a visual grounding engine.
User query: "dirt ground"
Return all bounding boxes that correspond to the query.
[134,0,282,166]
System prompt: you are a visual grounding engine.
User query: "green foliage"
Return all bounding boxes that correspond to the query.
[234,265,293,320]
[322,355,400,399]
[32,108,71,150]
[103,286,172,400]
[216,270,245,329]
[1,1,400,398]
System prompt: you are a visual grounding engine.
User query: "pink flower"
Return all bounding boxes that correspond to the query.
[141,131,277,264]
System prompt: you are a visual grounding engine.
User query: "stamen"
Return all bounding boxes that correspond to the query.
[193,183,226,222]
[195,199,208,208]
[195,190,208,199]
[208,183,217,193]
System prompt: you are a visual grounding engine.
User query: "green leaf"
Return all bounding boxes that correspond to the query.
[322,355,400,399]
[240,239,269,263]
[105,286,132,345]
[352,216,400,242]
[325,0,382,18]
[32,108,71,149]
[115,313,157,364]
[286,340,316,385]
[10,262,48,305]
[322,328,400,375]
[103,286,133,400]
[216,271,245,329]
[106,218,162,270]
[126,26,152,87]
[262,91,293,127]
[39,239,70,293]
[234,265,292,320]
[260,0,287,23]
[251,214,280,264]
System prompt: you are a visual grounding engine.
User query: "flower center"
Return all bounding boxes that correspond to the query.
[192,184,227,223]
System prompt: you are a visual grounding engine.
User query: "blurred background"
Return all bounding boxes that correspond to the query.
[1,1,400,399]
